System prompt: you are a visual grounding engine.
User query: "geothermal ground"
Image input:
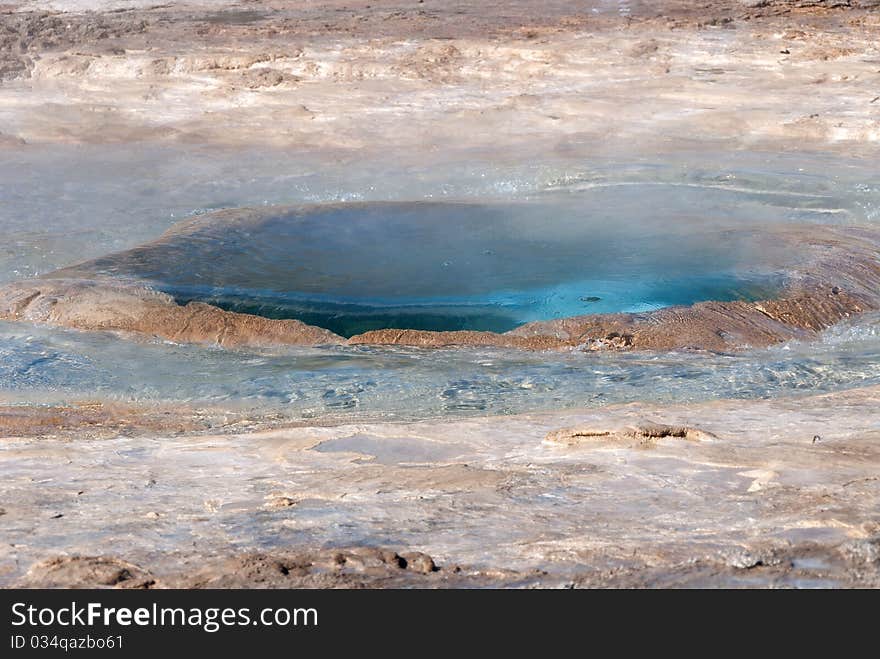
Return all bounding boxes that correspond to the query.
[1,0,879,588]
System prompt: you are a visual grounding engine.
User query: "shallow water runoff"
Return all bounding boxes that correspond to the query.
[2,143,879,421]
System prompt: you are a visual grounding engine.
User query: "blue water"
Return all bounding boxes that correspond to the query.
[65,201,788,336]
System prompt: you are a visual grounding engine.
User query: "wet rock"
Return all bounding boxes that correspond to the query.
[627,39,660,58]
[238,68,299,89]
[632,422,717,441]
[156,548,452,588]
[838,537,880,565]
[0,279,345,349]
[725,552,768,570]
[544,426,615,445]
[265,496,298,509]
[0,402,214,439]
[14,547,545,589]
[20,556,153,589]
[545,422,717,446]
[329,548,407,572]
[400,552,438,574]
[348,328,569,350]
[579,332,634,352]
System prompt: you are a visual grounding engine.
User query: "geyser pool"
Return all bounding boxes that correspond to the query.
[2,144,879,419]
[59,201,788,337]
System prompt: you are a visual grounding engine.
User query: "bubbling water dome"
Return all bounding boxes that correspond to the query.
[53,201,788,338]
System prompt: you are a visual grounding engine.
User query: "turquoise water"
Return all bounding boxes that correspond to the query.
[66,201,787,336]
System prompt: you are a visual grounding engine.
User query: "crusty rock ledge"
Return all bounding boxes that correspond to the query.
[0,278,344,348]
[544,421,718,446]
[2,1,879,153]
[17,548,450,589]
[13,541,880,589]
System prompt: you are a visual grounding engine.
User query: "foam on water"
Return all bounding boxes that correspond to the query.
[2,311,880,420]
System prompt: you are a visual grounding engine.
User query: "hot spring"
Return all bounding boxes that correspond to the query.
[57,200,789,338]
[1,144,879,420]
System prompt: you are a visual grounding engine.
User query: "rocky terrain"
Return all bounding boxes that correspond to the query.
[1,1,879,588]
[1,1,878,153]
[2,385,879,588]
